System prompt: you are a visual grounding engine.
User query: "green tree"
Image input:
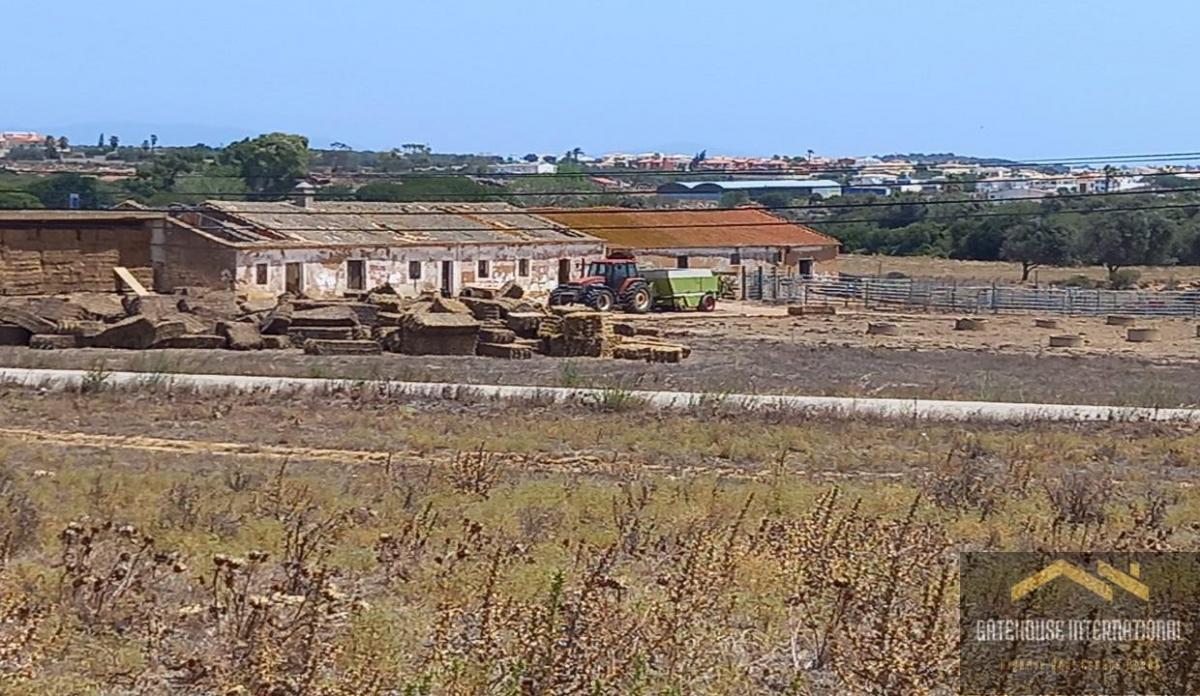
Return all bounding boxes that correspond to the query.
[109,135,119,150]
[27,174,108,209]
[355,177,495,202]
[718,191,750,208]
[1080,211,1174,278]
[1000,218,1075,281]
[222,132,311,194]
[0,191,43,209]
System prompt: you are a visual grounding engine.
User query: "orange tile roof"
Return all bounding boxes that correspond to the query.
[535,207,839,249]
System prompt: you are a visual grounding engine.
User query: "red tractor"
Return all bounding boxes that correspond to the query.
[548,252,652,313]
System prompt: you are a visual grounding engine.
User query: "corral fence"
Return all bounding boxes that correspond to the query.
[749,272,1200,317]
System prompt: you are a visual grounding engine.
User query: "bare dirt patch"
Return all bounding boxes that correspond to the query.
[2,301,1200,406]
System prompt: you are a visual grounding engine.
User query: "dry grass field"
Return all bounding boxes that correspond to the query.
[838,254,1200,286]
[2,385,1200,694]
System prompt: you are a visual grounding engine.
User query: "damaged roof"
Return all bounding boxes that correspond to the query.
[188,201,599,247]
[535,207,840,249]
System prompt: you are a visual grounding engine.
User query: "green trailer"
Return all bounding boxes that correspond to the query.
[642,268,719,311]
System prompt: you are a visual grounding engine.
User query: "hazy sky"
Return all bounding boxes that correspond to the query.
[2,0,1195,159]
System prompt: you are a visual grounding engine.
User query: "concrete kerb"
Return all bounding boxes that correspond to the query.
[0,367,1198,424]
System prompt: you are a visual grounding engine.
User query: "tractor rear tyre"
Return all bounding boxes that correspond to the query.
[588,288,616,312]
[624,284,652,314]
[698,294,717,312]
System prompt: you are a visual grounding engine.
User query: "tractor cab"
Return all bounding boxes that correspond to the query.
[583,258,639,287]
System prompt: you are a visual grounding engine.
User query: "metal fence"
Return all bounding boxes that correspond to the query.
[752,273,1200,317]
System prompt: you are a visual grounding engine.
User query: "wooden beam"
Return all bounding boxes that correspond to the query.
[113,266,150,296]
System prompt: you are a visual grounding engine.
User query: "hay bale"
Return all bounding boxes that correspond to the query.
[505,312,543,338]
[613,321,637,337]
[613,344,652,361]
[399,312,480,355]
[0,306,55,334]
[648,346,685,363]
[461,297,505,320]
[29,334,79,350]
[53,320,105,338]
[459,285,499,300]
[430,296,471,314]
[92,316,186,350]
[218,321,264,351]
[288,326,355,342]
[291,305,359,328]
[1048,334,1083,348]
[154,334,226,349]
[954,317,987,331]
[476,342,532,359]
[63,293,125,322]
[177,293,240,321]
[787,305,837,316]
[499,281,525,299]
[0,324,31,346]
[124,295,180,321]
[260,302,294,335]
[1106,315,1136,326]
[867,322,899,336]
[303,339,381,356]
[261,335,291,350]
[1034,318,1060,329]
[1126,327,1159,343]
[479,327,516,344]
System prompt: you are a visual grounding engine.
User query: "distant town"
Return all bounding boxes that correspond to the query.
[4,129,1197,202]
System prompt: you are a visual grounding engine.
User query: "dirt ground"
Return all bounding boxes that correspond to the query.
[838,253,1200,286]
[2,301,1200,406]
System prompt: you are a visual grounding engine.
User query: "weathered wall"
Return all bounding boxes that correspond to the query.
[234,241,605,299]
[0,223,152,295]
[636,245,838,275]
[152,220,240,292]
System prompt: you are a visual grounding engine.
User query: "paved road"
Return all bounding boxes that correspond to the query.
[1,366,1196,424]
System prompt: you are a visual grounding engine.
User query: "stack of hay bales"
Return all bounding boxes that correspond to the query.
[399,312,480,355]
[543,311,614,358]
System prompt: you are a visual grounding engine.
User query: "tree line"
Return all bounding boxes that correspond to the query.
[781,192,1200,283]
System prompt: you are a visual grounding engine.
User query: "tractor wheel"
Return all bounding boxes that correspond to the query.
[698,294,717,312]
[589,288,616,312]
[624,285,652,314]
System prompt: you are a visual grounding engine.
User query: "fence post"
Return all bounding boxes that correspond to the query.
[992,281,998,314]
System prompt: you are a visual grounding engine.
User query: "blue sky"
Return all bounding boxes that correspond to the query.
[1,0,1195,159]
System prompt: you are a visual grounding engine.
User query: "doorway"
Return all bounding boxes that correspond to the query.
[346,259,365,291]
[285,263,303,294]
[557,259,572,283]
[798,259,814,277]
[440,260,454,297]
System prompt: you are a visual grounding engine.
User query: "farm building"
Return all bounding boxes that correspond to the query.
[0,210,160,295]
[535,207,840,279]
[165,198,605,299]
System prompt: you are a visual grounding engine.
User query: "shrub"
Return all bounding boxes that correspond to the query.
[1108,268,1142,290]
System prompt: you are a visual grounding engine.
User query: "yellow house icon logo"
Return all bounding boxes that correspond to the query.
[1011,560,1149,603]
